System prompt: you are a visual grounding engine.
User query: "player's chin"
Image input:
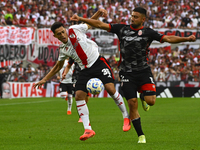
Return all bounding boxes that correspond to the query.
[131,24,140,28]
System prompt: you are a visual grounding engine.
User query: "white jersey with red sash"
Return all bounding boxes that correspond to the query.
[58,24,99,70]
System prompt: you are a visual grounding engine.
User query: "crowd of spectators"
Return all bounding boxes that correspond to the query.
[0,61,52,83]
[1,0,200,29]
[1,0,200,83]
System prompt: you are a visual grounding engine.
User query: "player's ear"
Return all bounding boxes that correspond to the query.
[142,16,146,24]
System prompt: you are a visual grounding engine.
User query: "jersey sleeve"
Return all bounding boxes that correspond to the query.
[108,24,126,34]
[69,24,88,34]
[148,28,165,43]
[58,47,68,61]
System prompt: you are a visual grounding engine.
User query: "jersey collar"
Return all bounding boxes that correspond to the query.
[130,25,144,30]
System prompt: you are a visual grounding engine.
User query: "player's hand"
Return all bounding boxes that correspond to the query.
[33,79,47,89]
[99,8,108,17]
[62,73,66,80]
[71,14,80,22]
[188,35,196,42]
[57,76,61,80]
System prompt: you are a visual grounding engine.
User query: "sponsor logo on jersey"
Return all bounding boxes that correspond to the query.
[121,79,129,82]
[69,33,75,38]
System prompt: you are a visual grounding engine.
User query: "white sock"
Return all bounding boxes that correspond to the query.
[67,94,73,111]
[76,100,91,130]
[111,91,129,119]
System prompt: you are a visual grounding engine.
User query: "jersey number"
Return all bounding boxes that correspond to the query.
[102,68,111,78]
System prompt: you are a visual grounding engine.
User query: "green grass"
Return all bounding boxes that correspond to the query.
[0,97,199,150]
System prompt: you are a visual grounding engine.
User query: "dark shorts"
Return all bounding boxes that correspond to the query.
[119,67,156,100]
[60,83,73,94]
[75,56,115,93]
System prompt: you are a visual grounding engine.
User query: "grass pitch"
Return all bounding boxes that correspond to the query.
[0,97,199,150]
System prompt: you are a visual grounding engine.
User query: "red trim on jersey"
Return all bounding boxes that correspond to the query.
[68,28,88,68]
[107,24,112,32]
[130,26,144,30]
[100,57,115,80]
[138,83,156,93]
[160,35,165,43]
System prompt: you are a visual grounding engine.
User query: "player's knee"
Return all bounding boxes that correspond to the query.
[104,83,116,95]
[60,92,67,99]
[75,91,87,100]
[145,95,156,106]
[128,98,138,107]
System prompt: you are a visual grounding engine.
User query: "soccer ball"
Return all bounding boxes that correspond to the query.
[86,78,104,95]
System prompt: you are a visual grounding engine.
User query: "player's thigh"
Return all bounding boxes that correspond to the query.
[138,71,156,105]
[121,81,137,100]
[75,73,91,94]
[119,71,137,100]
[138,71,156,96]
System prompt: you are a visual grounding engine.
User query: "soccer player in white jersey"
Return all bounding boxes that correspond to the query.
[57,58,75,115]
[33,9,130,141]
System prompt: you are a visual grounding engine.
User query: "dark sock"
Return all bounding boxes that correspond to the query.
[140,93,145,101]
[132,118,144,136]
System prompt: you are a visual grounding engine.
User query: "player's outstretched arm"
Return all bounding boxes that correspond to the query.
[71,15,110,31]
[33,60,64,89]
[162,35,196,43]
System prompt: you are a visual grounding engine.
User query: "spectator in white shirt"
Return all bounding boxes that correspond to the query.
[172,16,181,28]
[153,17,163,28]
[181,8,188,18]
[187,20,195,29]
[191,14,198,28]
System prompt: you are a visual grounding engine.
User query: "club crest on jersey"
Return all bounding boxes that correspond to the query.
[138,30,142,36]
[65,47,68,51]
[69,33,76,38]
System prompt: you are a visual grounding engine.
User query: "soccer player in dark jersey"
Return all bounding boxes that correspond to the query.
[70,7,196,143]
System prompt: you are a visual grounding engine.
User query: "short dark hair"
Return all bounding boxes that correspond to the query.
[51,22,64,33]
[133,7,147,16]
